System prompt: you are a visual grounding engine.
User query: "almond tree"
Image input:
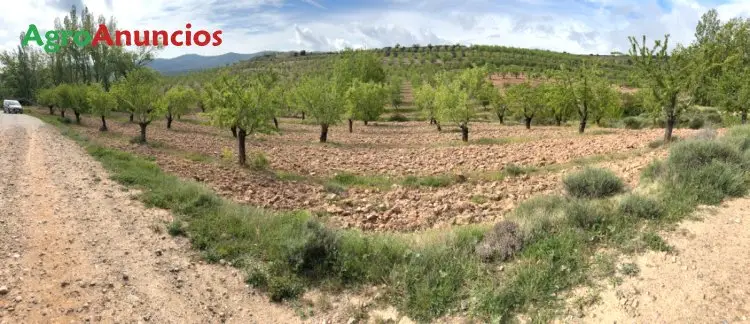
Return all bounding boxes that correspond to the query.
[345,79,388,132]
[506,82,545,129]
[204,73,277,166]
[436,79,473,141]
[86,83,116,131]
[414,82,441,130]
[489,87,508,123]
[160,85,197,129]
[628,35,697,142]
[292,75,345,143]
[37,87,58,115]
[110,67,163,143]
[558,63,621,132]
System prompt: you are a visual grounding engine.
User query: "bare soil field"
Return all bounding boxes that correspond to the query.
[63,111,704,231]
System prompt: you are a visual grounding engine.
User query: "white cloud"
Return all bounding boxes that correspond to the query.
[1,0,748,59]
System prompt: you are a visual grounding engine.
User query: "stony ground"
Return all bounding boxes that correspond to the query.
[562,198,750,323]
[66,112,704,231]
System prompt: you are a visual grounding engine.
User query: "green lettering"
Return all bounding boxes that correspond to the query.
[72,30,92,47]
[44,30,61,53]
[21,24,43,46]
[60,30,73,46]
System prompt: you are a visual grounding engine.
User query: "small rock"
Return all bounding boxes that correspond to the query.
[122,273,130,281]
[0,286,8,295]
[14,296,22,303]
[346,318,356,324]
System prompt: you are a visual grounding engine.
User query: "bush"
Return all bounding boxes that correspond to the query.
[475,220,524,262]
[565,199,612,231]
[705,112,722,125]
[250,152,270,170]
[688,117,705,129]
[666,139,741,171]
[563,168,625,199]
[641,159,665,182]
[57,116,72,124]
[693,127,717,140]
[388,114,409,122]
[507,195,568,241]
[618,194,664,219]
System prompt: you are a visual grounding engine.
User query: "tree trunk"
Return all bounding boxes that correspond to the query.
[524,117,532,129]
[743,110,747,125]
[595,117,602,126]
[555,117,562,126]
[301,112,305,120]
[74,111,81,124]
[348,119,353,133]
[364,120,368,126]
[664,115,676,142]
[496,113,504,124]
[578,118,587,134]
[460,125,469,142]
[237,128,247,166]
[320,124,329,143]
[99,115,108,132]
[129,113,134,122]
[138,123,147,143]
[436,122,442,132]
[166,113,173,129]
[230,125,237,138]
[48,105,54,115]
[60,110,65,118]
[273,117,279,129]
[430,117,436,125]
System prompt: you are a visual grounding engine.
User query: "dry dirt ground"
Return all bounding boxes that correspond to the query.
[0,113,316,323]
[559,199,750,323]
[68,112,701,231]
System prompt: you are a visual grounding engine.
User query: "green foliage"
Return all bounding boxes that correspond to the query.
[414,83,438,121]
[110,67,163,126]
[622,116,645,129]
[204,72,278,134]
[250,152,270,171]
[563,167,625,199]
[618,194,664,219]
[345,80,388,124]
[293,75,346,126]
[506,81,544,124]
[159,85,197,122]
[86,83,117,117]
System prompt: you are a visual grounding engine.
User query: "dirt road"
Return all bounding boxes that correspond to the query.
[0,113,304,323]
[572,200,750,323]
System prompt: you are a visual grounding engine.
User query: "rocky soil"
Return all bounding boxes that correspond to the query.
[67,113,705,231]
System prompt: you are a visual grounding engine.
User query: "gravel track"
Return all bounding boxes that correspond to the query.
[0,113,303,323]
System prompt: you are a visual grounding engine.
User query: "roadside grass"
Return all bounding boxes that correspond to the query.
[35,108,750,321]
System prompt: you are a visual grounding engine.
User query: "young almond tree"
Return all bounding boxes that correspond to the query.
[55,83,87,122]
[489,86,508,123]
[544,81,575,126]
[506,81,545,129]
[293,75,346,143]
[628,35,697,142]
[37,88,58,115]
[110,67,163,143]
[414,82,441,131]
[436,79,473,142]
[204,73,277,166]
[345,79,388,132]
[161,85,197,129]
[86,83,117,131]
[388,78,403,110]
[709,18,750,124]
[558,63,621,133]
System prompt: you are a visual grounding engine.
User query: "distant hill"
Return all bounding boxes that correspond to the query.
[148,52,273,75]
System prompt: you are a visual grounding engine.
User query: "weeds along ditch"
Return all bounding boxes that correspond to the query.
[40,112,750,322]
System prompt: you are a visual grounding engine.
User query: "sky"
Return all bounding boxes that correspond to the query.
[1,0,750,59]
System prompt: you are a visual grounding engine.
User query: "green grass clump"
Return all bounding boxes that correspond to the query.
[250,152,270,171]
[506,195,568,241]
[401,175,454,188]
[618,194,664,220]
[387,114,409,122]
[688,117,705,129]
[503,163,537,177]
[326,172,393,189]
[563,168,625,199]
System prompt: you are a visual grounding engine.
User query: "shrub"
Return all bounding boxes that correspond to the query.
[220,147,234,162]
[57,116,72,124]
[267,271,306,301]
[504,163,525,176]
[388,114,409,122]
[250,152,270,170]
[618,194,664,219]
[705,112,722,125]
[693,127,717,140]
[688,117,705,129]
[507,195,568,241]
[563,168,625,199]
[475,220,524,262]
[402,175,453,188]
[565,199,612,231]
[666,139,741,171]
